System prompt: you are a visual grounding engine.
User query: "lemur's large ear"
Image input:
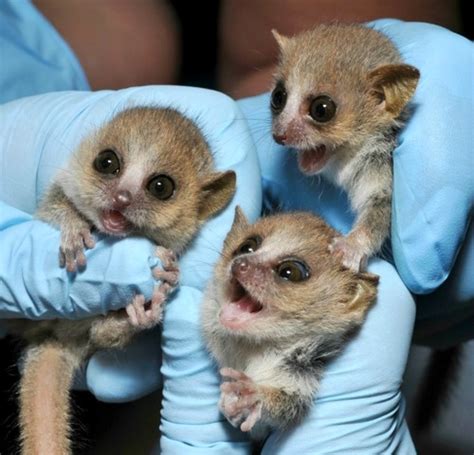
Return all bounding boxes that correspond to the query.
[347,272,379,314]
[199,171,236,221]
[368,64,420,117]
[231,205,249,230]
[223,205,250,250]
[272,29,290,50]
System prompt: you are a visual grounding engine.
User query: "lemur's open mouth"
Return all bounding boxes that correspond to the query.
[297,144,329,174]
[219,278,264,330]
[100,210,133,236]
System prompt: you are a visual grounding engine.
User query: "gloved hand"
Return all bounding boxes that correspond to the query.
[0,87,262,453]
[240,19,473,295]
[2,5,470,453]
[0,1,168,398]
[235,19,472,453]
[372,20,472,294]
[0,202,158,321]
[1,2,263,450]
[79,88,263,455]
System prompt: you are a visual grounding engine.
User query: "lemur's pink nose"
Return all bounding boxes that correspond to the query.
[232,257,250,276]
[273,133,287,145]
[113,189,132,208]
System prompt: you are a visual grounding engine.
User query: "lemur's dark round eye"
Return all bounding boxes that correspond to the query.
[147,175,175,200]
[94,149,120,175]
[309,95,337,123]
[270,83,287,114]
[236,236,262,255]
[276,260,310,282]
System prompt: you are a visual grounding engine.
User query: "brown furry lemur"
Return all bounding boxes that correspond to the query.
[8,107,236,455]
[270,24,420,271]
[202,208,378,438]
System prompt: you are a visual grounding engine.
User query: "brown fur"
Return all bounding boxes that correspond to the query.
[271,24,419,270]
[37,107,236,254]
[272,24,416,146]
[19,343,79,454]
[10,107,236,454]
[203,208,378,437]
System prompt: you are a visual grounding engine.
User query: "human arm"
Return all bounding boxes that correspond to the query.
[0,202,158,321]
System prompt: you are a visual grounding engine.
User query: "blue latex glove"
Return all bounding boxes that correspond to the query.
[0,87,262,452]
[234,19,472,453]
[155,93,262,452]
[0,0,90,103]
[1,4,470,452]
[0,203,158,321]
[0,0,167,396]
[241,20,473,296]
[1,3,262,451]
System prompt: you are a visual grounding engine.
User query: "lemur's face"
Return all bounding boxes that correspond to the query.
[210,209,378,342]
[60,107,236,251]
[270,25,419,175]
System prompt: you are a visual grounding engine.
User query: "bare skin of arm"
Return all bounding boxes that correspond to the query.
[33,0,181,89]
[34,0,459,96]
[218,0,460,98]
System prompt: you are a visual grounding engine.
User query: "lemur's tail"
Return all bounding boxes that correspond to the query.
[19,341,79,455]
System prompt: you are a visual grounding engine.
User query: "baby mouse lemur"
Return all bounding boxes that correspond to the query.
[203,207,378,438]
[271,23,420,271]
[9,107,236,454]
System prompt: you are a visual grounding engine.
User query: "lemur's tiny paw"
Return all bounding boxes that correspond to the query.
[60,227,95,272]
[329,236,367,272]
[126,290,165,329]
[219,368,263,432]
[153,246,179,289]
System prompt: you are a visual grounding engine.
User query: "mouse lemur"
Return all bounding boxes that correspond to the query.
[203,207,378,438]
[9,107,236,455]
[271,24,420,271]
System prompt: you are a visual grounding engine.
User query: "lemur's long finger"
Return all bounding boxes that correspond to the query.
[75,249,87,268]
[228,395,259,415]
[240,403,262,432]
[64,251,77,273]
[220,368,249,381]
[126,294,146,327]
[153,269,179,286]
[147,286,165,323]
[133,295,148,326]
[220,381,255,397]
[157,282,172,297]
[155,246,178,270]
[81,229,95,249]
[126,303,139,327]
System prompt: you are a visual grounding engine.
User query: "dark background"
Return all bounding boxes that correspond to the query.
[173,0,473,88]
